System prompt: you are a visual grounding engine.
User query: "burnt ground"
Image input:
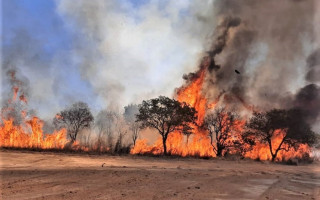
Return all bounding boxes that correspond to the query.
[1,149,319,200]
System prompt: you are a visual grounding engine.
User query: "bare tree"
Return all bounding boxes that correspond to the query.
[204,107,238,157]
[136,96,197,155]
[53,102,93,143]
[95,110,116,151]
[124,104,140,146]
[78,128,92,148]
[113,113,127,153]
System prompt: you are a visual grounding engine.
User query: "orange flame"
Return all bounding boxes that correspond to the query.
[244,129,311,161]
[131,56,312,161]
[131,58,218,157]
[13,87,19,101]
[0,85,68,150]
[0,118,67,149]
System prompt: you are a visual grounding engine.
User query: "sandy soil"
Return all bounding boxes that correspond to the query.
[1,150,319,200]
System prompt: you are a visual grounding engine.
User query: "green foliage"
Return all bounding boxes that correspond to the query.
[136,96,197,155]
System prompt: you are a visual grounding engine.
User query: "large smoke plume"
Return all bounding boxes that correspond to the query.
[56,0,217,110]
[2,0,319,132]
[178,0,320,131]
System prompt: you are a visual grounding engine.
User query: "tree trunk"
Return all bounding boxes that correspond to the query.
[272,145,284,162]
[162,137,167,155]
[267,138,276,162]
[133,139,136,147]
[269,137,285,162]
[216,146,223,157]
[271,154,277,162]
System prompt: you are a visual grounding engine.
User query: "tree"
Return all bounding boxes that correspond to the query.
[204,107,239,157]
[124,104,140,146]
[53,102,94,143]
[95,110,116,150]
[245,108,316,162]
[136,96,197,155]
[113,113,127,153]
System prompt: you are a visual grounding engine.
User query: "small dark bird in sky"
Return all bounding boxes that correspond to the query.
[235,69,240,74]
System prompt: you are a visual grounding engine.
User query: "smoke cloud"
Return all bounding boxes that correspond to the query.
[2,0,319,132]
[56,0,217,110]
[179,0,320,131]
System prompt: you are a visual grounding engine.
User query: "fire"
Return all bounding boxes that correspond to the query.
[1,66,312,162]
[131,56,312,162]
[176,68,207,125]
[0,84,68,150]
[244,129,311,161]
[131,57,218,157]
[131,133,215,157]
[0,118,67,149]
[0,85,108,152]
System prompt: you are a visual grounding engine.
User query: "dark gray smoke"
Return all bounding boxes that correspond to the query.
[179,0,320,131]
[293,84,320,124]
[306,48,320,82]
[207,16,241,71]
[2,0,319,132]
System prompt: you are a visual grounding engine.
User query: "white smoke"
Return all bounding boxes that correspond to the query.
[56,0,216,110]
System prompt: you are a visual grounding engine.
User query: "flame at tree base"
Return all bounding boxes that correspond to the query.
[0,64,314,162]
[131,132,215,157]
[0,117,112,152]
[131,129,312,162]
[130,57,312,162]
[244,130,311,161]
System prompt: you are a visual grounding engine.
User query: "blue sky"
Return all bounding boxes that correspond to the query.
[3,0,69,53]
[2,0,319,132]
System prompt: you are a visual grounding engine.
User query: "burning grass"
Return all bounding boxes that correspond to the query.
[0,118,67,150]
[0,60,317,163]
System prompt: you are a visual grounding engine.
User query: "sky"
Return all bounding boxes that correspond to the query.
[2,0,97,116]
[2,0,319,133]
[2,0,212,119]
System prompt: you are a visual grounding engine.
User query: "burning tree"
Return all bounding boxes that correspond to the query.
[124,104,140,146]
[136,96,197,155]
[54,102,94,143]
[204,107,239,157]
[245,109,316,162]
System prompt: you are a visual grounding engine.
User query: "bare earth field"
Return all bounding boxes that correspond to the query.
[1,150,319,200]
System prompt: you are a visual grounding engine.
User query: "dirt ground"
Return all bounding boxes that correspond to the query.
[1,150,319,200]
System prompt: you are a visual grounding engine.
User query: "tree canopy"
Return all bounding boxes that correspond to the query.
[136,96,197,155]
[53,102,94,143]
[245,108,316,161]
[204,107,239,157]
